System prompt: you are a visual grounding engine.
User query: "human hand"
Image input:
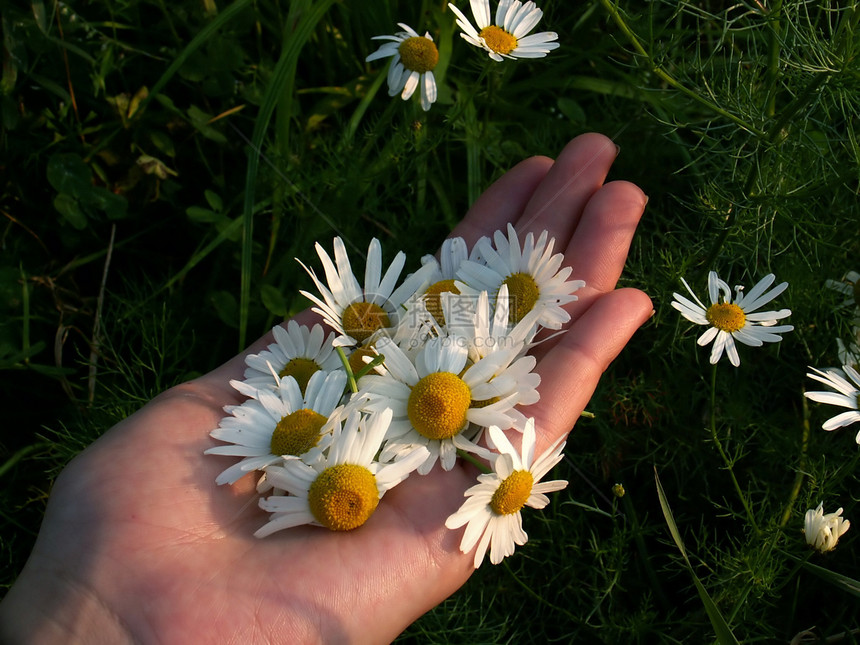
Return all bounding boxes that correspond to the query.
[0,133,651,644]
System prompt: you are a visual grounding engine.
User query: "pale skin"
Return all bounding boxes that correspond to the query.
[0,133,652,644]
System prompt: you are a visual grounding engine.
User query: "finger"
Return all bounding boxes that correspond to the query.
[564,179,648,320]
[520,287,653,453]
[516,133,619,243]
[448,155,552,248]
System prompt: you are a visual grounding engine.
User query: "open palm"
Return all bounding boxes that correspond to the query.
[1,133,652,644]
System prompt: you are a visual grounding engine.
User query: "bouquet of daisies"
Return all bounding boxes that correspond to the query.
[205,225,579,567]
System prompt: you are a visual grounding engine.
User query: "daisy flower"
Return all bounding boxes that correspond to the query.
[366,23,439,112]
[442,285,541,430]
[671,271,793,367]
[804,502,850,553]
[456,223,584,330]
[451,284,539,362]
[804,364,860,439]
[448,0,560,62]
[416,236,472,328]
[445,419,567,567]
[241,320,341,393]
[205,370,347,485]
[254,408,429,536]
[299,236,435,348]
[825,269,860,309]
[358,335,524,474]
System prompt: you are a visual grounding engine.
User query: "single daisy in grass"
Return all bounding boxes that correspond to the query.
[254,408,429,536]
[825,269,860,309]
[448,0,559,62]
[671,271,793,367]
[241,320,341,393]
[366,23,439,112]
[205,370,347,485]
[804,502,850,553]
[804,364,860,439]
[456,224,584,330]
[359,335,524,474]
[445,419,567,568]
[299,236,435,348]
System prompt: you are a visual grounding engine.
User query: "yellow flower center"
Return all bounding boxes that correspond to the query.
[278,357,320,394]
[490,469,534,515]
[407,372,471,440]
[479,25,518,55]
[270,409,327,457]
[397,36,439,74]
[342,301,390,344]
[502,272,540,324]
[424,279,461,325]
[308,463,379,531]
[705,302,746,333]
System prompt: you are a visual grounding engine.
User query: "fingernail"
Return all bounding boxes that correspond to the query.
[649,308,657,318]
[614,144,621,157]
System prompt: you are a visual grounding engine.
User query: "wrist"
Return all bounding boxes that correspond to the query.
[0,565,134,645]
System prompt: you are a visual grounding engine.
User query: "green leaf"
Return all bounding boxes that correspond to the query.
[187,105,227,144]
[655,469,740,645]
[31,0,49,35]
[204,190,223,212]
[2,15,20,95]
[148,130,176,158]
[260,284,287,317]
[210,290,238,328]
[87,187,128,219]
[557,97,586,123]
[47,153,92,197]
[53,193,87,229]
[186,206,222,223]
[800,559,860,598]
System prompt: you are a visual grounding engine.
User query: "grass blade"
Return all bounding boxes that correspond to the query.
[135,0,252,115]
[239,0,338,350]
[655,468,740,645]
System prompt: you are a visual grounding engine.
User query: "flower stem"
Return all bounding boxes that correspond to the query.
[598,0,766,138]
[709,364,760,535]
[336,347,358,394]
[335,346,386,395]
[456,448,491,474]
[779,393,811,528]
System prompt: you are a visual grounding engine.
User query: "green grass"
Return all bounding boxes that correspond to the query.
[2,0,860,641]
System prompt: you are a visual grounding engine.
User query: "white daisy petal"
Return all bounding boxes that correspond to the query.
[805,364,860,434]
[471,0,492,28]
